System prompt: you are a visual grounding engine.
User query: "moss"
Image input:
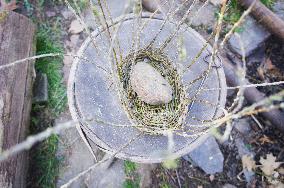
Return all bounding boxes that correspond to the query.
[123,161,140,188]
[35,28,67,116]
[0,11,8,23]
[29,24,66,188]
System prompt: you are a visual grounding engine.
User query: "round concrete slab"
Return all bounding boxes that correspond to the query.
[68,13,226,163]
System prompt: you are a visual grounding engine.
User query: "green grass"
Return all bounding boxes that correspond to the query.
[35,28,67,116]
[224,0,275,26]
[25,0,93,187]
[29,28,66,187]
[30,133,61,187]
[29,24,66,188]
[123,161,140,188]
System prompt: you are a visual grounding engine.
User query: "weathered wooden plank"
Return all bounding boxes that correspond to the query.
[0,11,35,188]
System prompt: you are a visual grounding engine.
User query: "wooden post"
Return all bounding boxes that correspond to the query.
[0,11,35,188]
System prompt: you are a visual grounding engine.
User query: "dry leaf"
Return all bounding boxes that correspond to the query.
[257,66,265,80]
[258,135,275,145]
[209,174,214,182]
[242,155,256,172]
[260,153,281,176]
[258,57,283,81]
[263,58,275,71]
[69,20,84,34]
[0,0,18,11]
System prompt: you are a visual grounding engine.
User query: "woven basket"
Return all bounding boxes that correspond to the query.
[67,13,227,163]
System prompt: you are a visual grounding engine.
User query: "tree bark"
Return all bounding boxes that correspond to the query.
[0,11,35,188]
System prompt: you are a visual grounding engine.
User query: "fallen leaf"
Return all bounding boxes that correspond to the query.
[263,58,276,71]
[69,20,84,34]
[209,174,214,182]
[258,57,283,81]
[242,155,256,172]
[258,135,275,145]
[0,0,18,11]
[69,34,80,46]
[257,66,265,80]
[260,153,281,176]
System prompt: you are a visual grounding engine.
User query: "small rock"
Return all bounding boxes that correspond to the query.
[142,0,160,13]
[46,11,56,17]
[101,0,131,18]
[157,0,216,30]
[191,3,217,29]
[183,135,224,174]
[233,118,251,135]
[228,16,270,57]
[130,61,173,105]
[86,157,126,188]
[69,20,84,34]
[222,184,237,188]
[138,164,157,188]
[33,72,48,103]
[70,34,80,47]
[61,8,74,19]
[82,8,98,30]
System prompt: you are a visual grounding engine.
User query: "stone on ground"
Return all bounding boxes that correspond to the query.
[84,156,126,188]
[68,20,84,34]
[138,164,157,187]
[183,135,224,174]
[61,7,74,19]
[33,72,48,103]
[56,115,125,188]
[157,0,217,30]
[228,16,270,57]
[142,0,161,13]
[130,61,173,105]
[190,2,217,29]
[233,118,251,135]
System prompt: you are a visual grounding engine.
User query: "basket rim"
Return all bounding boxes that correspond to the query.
[67,12,227,163]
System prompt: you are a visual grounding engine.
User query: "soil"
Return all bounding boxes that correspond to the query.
[151,36,284,187]
[247,37,284,96]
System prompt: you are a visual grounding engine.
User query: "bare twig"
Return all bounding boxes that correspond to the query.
[202,80,284,91]
[0,53,110,74]
[0,53,61,70]
[0,120,76,162]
